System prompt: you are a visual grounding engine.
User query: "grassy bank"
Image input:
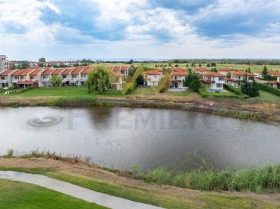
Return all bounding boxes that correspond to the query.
[0,179,107,209]
[0,157,279,209]
[144,166,280,192]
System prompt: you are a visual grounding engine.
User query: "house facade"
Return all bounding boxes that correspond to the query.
[202,72,226,91]
[0,70,13,87]
[143,70,162,86]
[40,68,55,87]
[170,71,188,89]
[0,55,9,72]
[226,71,256,88]
[268,73,280,89]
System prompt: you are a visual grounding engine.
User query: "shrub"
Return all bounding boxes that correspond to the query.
[6,149,14,158]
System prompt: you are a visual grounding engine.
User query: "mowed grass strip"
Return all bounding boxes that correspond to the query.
[15,86,91,97]
[0,179,107,209]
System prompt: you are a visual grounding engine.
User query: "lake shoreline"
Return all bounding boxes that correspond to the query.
[0,95,279,124]
[0,157,280,209]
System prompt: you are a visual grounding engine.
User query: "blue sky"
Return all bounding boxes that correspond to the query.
[0,0,280,60]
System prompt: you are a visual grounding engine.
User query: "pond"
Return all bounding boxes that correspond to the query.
[0,107,279,172]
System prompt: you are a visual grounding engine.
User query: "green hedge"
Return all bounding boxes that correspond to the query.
[257,83,280,97]
[198,87,248,99]
[8,87,33,94]
[223,84,249,98]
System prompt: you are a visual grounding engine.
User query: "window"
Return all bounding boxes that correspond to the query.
[216,83,222,88]
[30,76,34,80]
[1,77,5,80]
[63,75,67,78]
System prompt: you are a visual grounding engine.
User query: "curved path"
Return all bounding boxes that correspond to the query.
[0,171,163,209]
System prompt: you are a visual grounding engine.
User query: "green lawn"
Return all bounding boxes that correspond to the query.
[0,179,107,209]
[9,86,91,97]
[131,87,157,95]
[257,90,280,101]
[1,167,279,209]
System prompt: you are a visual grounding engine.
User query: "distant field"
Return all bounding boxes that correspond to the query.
[94,62,280,73]
[0,179,106,209]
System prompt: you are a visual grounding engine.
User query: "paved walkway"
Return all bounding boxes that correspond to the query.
[0,171,163,209]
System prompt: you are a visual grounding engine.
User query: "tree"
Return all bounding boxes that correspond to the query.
[226,72,232,78]
[168,62,172,67]
[245,67,251,73]
[211,62,216,67]
[128,67,144,86]
[240,75,259,97]
[210,68,218,72]
[86,66,111,94]
[207,63,211,67]
[38,57,46,62]
[262,65,268,78]
[127,59,134,64]
[199,63,202,67]
[50,75,62,87]
[184,70,201,92]
[175,64,179,67]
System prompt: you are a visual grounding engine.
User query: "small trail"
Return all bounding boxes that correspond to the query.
[0,171,164,209]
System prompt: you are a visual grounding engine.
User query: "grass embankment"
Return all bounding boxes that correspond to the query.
[0,179,107,209]
[0,86,279,123]
[0,157,279,209]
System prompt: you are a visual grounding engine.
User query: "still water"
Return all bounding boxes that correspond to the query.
[0,107,279,172]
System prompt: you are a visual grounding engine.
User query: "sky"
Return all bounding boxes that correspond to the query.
[1,0,280,61]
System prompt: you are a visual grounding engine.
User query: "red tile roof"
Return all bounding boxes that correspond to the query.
[144,70,161,75]
[42,68,55,75]
[195,67,209,72]
[267,70,279,76]
[0,70,14,76]
[171,71,188,76]
[61,68,74,75]
[120,66,131,71]
[106,66,114,70]
[17,80,38,85]
[172,67,185,72]
[219,68,236,72]
[19,68,36,76]
[71,66,84,75]
[113,66,121,72]
[154,68,163,72]
[81,66,93,75]
[114,72,125,77]
[52,68,65,75]
[202,72,225,77]
[231,71,255,76]
[12,69,26,76]
[30,68,44,76]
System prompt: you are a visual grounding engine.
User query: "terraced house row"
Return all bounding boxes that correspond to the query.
[0,66,133,90]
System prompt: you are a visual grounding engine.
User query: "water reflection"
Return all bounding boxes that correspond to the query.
[0,107,279,172]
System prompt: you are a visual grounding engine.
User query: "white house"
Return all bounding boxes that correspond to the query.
[61,68,75,85]
[226,71,256,88]
[143,70,162,86]
[40,68,55,87]
[170,71,188,89]
[268,73,280,89]
[70,66,85,86]
[0,55,9,72]
[0,69,14,87]
[80,66,93,85]
[111,72,124,90]
[202,72,226,92]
